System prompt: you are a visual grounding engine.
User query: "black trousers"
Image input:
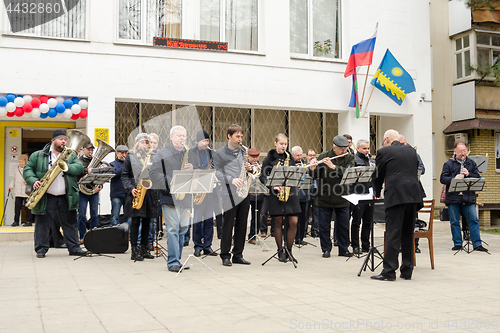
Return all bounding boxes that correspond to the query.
[382,203,416,279]
[220,196,250,260]
[14,197,32,224]
[130,217,151,247]
[34,194,81,254]
[351,202,373,250]
[296,201,308,241]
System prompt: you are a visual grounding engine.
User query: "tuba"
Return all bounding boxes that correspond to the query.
[236,144,251,198]
[26,130,91,210]
[276,151,291,202]
[78,139,116,195]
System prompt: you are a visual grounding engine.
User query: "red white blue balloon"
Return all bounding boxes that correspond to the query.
[6,102,16,112]
[14,97,24,107]
[39,104,49,113]
[79,99,88,109]
[47,98,57,108]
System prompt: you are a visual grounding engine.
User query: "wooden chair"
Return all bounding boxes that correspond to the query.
[414,199,435,269]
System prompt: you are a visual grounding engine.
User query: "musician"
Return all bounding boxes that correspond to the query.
[343,134,356,155]
[247,147,265,244]
[260,134,300,263]
[350,139,375,254]
[213,124,251,266]
[291,146,309,246]
[371,130,424,281]
[23,130,88,258]
[440,140,487,252]
[150,126,193,272]
[109,145,131,227]
[121,133,158,261]
[8,154,33,227]
[144,133,160,251]
[309,135,354,258]
[77,143,101,241]
[189,130,217,257]
[306,149,319,238]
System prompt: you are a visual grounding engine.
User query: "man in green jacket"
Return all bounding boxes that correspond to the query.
[23,130,88,258]
[309,135,354,258]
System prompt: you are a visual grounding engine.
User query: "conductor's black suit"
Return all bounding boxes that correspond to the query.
[372,141,424,279]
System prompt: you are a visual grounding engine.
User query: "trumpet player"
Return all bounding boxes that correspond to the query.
[23,130,88,258]
[109,145,131,227]
[121,133,159,261]
[149,126,193,272]
[77,143,100,242]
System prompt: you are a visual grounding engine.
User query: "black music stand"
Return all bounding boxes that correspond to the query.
[261,165,306,268]
[356,199,384,276]
[171,169,218,277]
[449,178,489,255]
[248,177,270,251]
[294,174,316,249]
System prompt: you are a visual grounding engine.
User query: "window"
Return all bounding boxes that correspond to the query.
[454,34,472,79]
[496,132,500,173]
[476,33,500,77]
[290,0,340,58]
[6,0,87,39]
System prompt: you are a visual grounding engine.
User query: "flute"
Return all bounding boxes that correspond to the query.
[301,153,349,168]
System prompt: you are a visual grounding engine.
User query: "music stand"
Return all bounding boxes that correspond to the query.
[171,169,218,277]
[261,165,306,268]
[449,178,490,255]
[247,177,270,251]
[294,174,316,249]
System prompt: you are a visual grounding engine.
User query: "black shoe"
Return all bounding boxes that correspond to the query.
[36,252,45,258]
[11,222,19,227]
[452,245,462,251]
[399,273,411,280]
[168,265,181,272]
[415,247,421,254]
[183,241,189,247]
[222,258,232,266]
[474,245,488,252]
[146,244,154,252]
[141,245,154,259]
[298,240,307,245]
[194,249,202,257]
[338,251,353,257]
[203,248,218,256]
[362,248,369,253]
[232,257,251,265]
[322,251,331,258]
[69,250,89,257]
[278,249,287,262]
[353,247,362,255]
[333,241,338,246]
[311,230,319,238]
[24,222,33,227]
[286,249,298,263]
[371,274,396,281]
[131,245,144,261]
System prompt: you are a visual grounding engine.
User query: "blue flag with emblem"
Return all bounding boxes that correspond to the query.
[370,49,415,106]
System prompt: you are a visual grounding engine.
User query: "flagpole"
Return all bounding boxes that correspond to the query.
[359,64,371,113]
[362,85,376,117]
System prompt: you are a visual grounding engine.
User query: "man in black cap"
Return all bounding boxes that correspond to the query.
[23,129,88,258]
[77,142,100,242]
[309,135,354,258]
[110,145,132,227]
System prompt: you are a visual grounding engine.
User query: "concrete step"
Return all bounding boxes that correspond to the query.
[0,226,34,242]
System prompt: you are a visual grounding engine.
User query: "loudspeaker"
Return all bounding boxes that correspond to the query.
[83,223,129,253]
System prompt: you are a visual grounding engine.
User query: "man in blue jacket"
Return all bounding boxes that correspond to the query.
[110,145,131,227]
[440,140,487,252]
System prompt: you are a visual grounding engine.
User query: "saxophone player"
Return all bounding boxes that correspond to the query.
[23,130,89,258]
[121,133,159,261]
[149,126,193,272]
[213,124,251,267]
[77,143,100,242]
[260,134,301,263]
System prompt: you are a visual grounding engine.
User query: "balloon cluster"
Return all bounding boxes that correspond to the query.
[0,94,88,120]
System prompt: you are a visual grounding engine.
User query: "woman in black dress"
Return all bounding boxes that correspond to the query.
[260,133,301,263]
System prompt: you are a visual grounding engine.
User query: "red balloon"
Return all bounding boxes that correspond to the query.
[79,109,88,119]
[14,107,24,117]
[31,98,41,108]
[39,95,48,104]
[23,103,33,113]
[7,112,15,117]
[71,113,79,120]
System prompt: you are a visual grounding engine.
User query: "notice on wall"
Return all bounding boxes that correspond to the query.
[8,130,19,137]
[95,128,109,146]
[11,154,18,161]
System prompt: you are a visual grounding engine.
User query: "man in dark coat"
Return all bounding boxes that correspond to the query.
[371,129,424,281]
[77,142,100,241]
[109,145,131,227]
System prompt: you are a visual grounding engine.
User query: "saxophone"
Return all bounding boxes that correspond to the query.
[132,148,153,210]
[277,151,291,202]
[26,130,91,210]
[236,144,251,198]
[193,147,213,205]
[174,143,190,200]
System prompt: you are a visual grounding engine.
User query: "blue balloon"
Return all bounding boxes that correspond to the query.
[71,97,80,105]
[6,94,15,102]
[55,103,66,113]
[0,96,7,107]
[63,99,73,109]
[40,112,48,119]
[48,108,57,118]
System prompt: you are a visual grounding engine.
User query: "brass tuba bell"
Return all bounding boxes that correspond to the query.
[78,139,115,195]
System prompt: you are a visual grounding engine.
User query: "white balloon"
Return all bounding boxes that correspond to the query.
[31,108,40,118]
[55,96,65,104]
[47,98,57,108]
[6,102,16,112]
[0,107,6,116]
[39,103,49,113]
[71,104,81,114]
[79,99,88,109]
[14,97,24,107]
[63,109,73,118]
[23,95,33,103]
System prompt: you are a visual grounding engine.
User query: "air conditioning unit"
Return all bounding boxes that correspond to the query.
[445,133,468,153]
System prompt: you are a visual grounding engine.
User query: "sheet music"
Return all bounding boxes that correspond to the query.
[342,188,374,205]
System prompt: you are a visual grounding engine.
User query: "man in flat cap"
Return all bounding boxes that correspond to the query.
[23,129,88,258]
[309,135,354,258]
[77,142,100,242]
[110,145,132,227]
[246,147,265,244]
